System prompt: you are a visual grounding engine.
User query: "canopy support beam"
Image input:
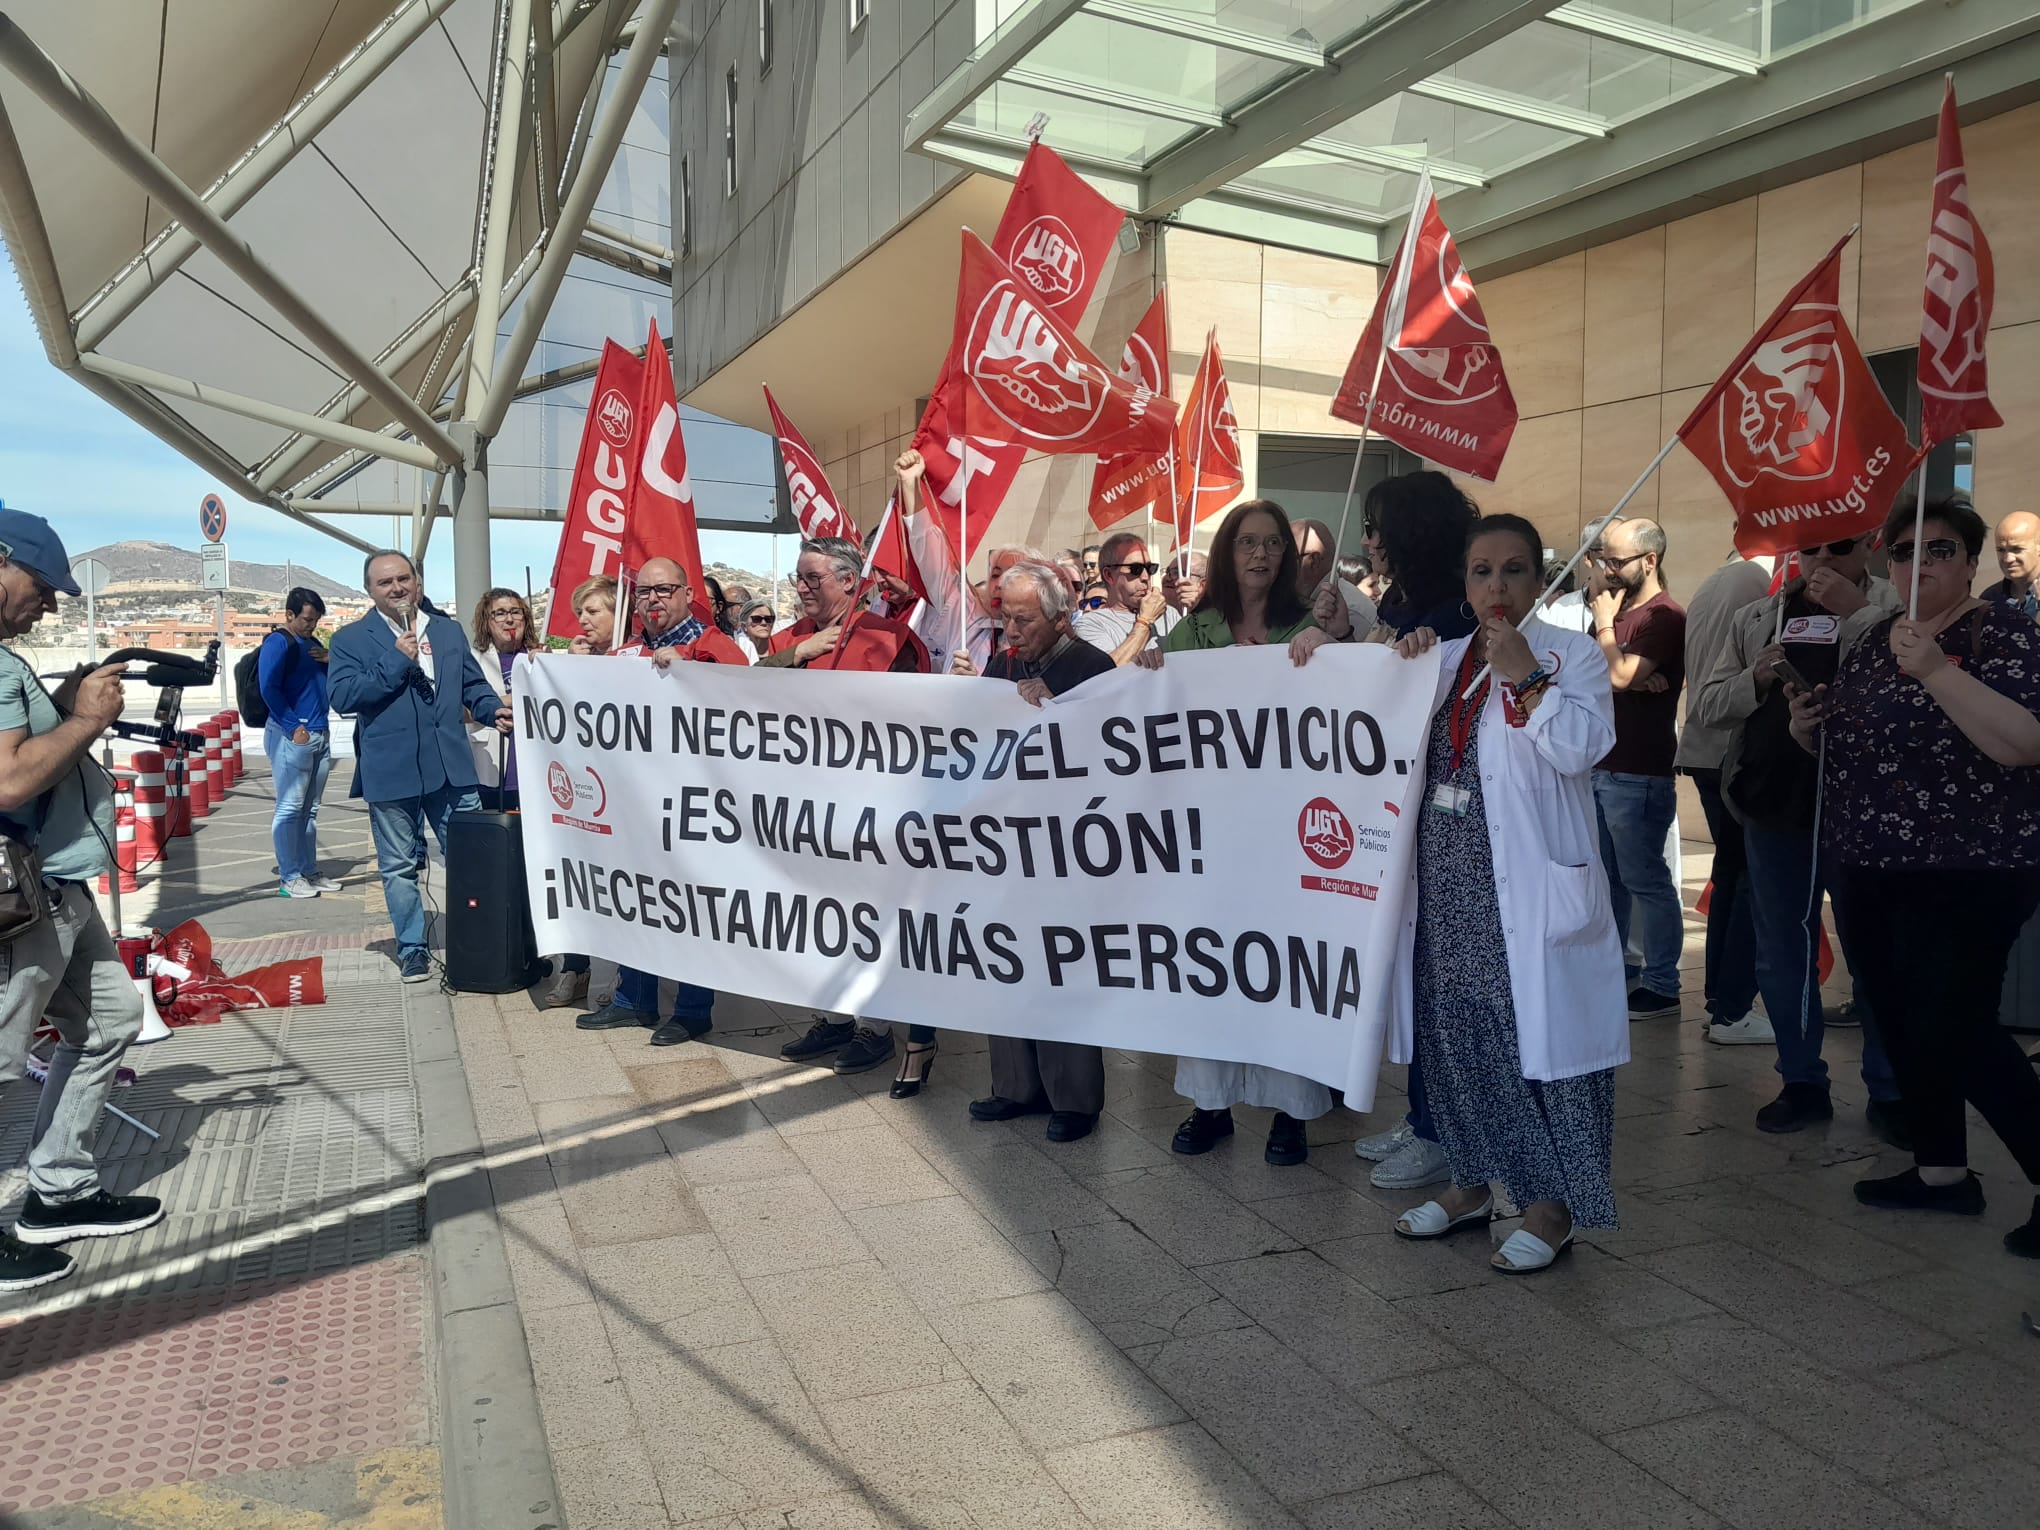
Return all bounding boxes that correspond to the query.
[79,355,443,471]
[0,15,467,469]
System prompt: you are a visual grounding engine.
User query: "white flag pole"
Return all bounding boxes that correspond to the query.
[1461,431,1681,699]
[1329,369,1384,575]
[1904,452,1931,620]
[1183,362,1208,565]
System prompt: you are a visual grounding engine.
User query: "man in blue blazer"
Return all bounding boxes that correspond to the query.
[328,550,509,982]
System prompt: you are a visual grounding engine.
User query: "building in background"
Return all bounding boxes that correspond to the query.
[672,0,2039,572]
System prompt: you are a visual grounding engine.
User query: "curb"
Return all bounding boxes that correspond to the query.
[407,982,564,1530]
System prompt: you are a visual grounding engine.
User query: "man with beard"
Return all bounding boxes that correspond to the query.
[1689,532,1906,1138]
[766,535,930,1076]
[948,561,1113,1138]
[1587,518,1687,1021]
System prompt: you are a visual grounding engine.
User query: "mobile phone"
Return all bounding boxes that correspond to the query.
[1774,657,1813,695]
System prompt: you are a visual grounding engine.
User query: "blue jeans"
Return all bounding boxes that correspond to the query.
[1744,824,1897,1099]
[366,784,479,960]
[266,722,333,883]
[1593,772,1683,997]
[616,966,715,1030]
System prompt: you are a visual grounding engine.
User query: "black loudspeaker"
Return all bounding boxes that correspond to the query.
[445,808,543,993]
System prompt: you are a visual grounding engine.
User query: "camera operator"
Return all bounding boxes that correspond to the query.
[0,509,163,1294]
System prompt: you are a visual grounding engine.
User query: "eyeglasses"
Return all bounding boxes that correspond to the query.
[1799,537,1861,558]
[1594,552,1648,570]
[1235,535,1288,555]
[1887,538,1963,565]
[487,607,524,621]
[792,571,840,588]
[635,583,683,602]
[1105,561,1159,577]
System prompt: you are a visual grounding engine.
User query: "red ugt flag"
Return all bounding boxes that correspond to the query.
[952,229,1175,461]
[545,339,646,642]
[1676,234,1915,558]
[1918,76,2002,445]
[1332,172,1518,481]
[763,386,858,544]
[1171,329,1244,548]
[909,141,1125,565]
[1087,289,1173,530]
[623,319,709,620]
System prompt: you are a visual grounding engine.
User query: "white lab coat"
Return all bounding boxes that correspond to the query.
[1388,620,1630,1082]
[469,641,515,788]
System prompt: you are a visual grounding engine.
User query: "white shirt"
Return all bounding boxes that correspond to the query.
[1072,603,1179,654]
[381,607,435,683]
[1333,576,1378,636]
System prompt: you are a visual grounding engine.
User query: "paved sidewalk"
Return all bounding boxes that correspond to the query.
[459,850,2040,1529]
[0,759,459,1527]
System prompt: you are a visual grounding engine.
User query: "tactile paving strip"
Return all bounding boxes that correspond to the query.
[0,1257,429,1512]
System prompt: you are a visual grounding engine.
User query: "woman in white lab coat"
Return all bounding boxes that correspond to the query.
[1389,513,1628,1273]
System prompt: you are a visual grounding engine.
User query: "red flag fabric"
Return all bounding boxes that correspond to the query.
[1918,77,2002,445]
[764,386,859,544]
[544,340,646,642]
[1087,289,1174,529]
[1331,172,1519,481]
[952,229,1175,460]
[623,319,710,620]
[910,141,1125,565]
[1676,235,1916,558]
[1171,329,1245,548]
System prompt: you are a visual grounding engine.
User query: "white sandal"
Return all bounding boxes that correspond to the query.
[1491,1227,1574,1273]
[1394,1196,1493,1240]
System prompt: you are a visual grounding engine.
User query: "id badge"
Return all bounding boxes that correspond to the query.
[1428,783,1471,817]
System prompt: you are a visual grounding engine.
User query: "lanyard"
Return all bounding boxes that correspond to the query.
[1447,644,1488,771]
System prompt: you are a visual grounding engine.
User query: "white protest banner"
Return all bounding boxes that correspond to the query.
[513,645,1440,1106]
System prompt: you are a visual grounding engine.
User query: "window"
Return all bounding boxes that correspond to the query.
[758,0,773,73]
[723,66,739,197]
[678,156,693,257]
[850,0,869,33]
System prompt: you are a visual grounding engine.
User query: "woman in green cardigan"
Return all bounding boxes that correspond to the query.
[1140,499,1334,1164]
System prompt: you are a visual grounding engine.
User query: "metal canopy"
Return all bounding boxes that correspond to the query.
[906,0,2033,270]
[0,0,676,585]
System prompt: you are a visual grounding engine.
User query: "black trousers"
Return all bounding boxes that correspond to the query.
[1685,768,1758,1020]
[1829,862,2040,1177]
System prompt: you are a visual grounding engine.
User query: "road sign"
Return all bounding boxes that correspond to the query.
[69,556,111,596]
[200,492,227,543]
[199,541,229,590]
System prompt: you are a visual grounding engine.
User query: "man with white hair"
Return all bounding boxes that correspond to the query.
[1073,529,1177,664]
[949,561,1113,1139]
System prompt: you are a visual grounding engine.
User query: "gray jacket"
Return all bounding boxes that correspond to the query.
[1687,575,1903,819]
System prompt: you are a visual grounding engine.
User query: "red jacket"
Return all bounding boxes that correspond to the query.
[613,627,749,665]
[769,611,930,673]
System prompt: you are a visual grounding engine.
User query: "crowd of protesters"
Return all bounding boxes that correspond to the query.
[10,450,2040,1295]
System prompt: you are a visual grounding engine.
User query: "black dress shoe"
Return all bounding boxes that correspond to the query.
[1854,1167,1985,1215]
[969,1095,1050,1122]
[1046,1111,1097,1143]
[649,1017,711,1047]
[832,1027,896,1075]
[1264,1111,1309,1167]
[2006,1196,2040,1258]
[1172,1107,1234,1156]
[890,1042,938,1099]
[577,1001,657,1031]
[1755,1083,1833,1134]
[781,1016,855,1061]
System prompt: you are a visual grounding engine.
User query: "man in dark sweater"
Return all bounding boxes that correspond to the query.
[949,559,1112,1141]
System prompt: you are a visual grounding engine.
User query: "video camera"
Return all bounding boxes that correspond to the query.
[44,640,220,752]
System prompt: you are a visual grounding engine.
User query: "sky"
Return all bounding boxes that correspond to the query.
[0,284,804,596]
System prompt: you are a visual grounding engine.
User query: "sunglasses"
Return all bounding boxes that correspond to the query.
[1887,538,1963,565]
[1080,596,1107,610]
[1105,561,1159,577]
[1799,537,1861,557]
[746,614,773,626]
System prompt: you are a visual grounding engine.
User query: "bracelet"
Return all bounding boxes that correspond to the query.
[1515,666,1549,691]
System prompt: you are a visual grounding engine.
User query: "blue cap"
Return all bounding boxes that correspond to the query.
[0,508,81,597]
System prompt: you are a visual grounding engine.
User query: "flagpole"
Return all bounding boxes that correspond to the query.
[1904,451,1930,619]
[1329,350,1386,574]
[827,494,895,669]
[1462,430,1680,699]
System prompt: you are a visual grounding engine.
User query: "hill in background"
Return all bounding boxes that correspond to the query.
[75,540,356,600]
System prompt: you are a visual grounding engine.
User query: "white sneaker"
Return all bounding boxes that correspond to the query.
[308,875,343,892]
[1353,1120,1414,1162]
[1371,1135,1449,1189]
[1708,1012,1776,1046]
[278,877,320,899]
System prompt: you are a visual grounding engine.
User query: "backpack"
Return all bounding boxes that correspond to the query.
[234,631,284,728]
